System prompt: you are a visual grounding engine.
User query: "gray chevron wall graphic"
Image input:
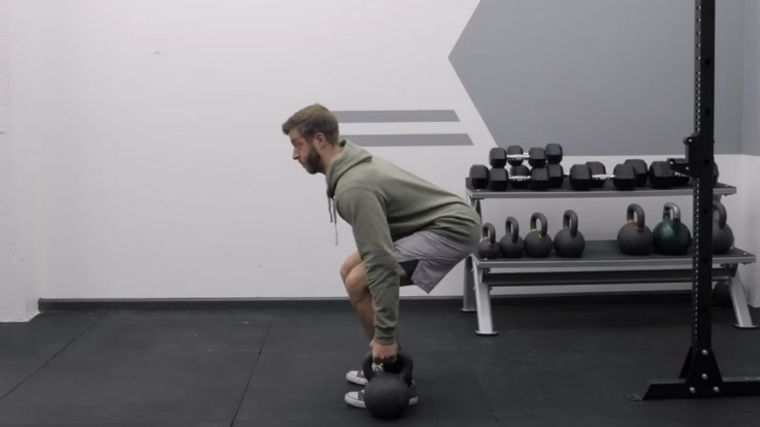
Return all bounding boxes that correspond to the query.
[330,1,743,155]
[335,110,473,147]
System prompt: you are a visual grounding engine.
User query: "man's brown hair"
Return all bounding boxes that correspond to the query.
[281,103,340,145]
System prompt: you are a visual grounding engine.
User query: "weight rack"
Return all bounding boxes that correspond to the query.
[461,0,760,401]
[462,184,757,336]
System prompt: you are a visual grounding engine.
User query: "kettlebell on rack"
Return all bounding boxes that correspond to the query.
[713,200,734,254]
[524,213,552,258]
[477,223,501,259]
[362,352,414,420]
[499,216,524,258]
[616,203,653,255]
[553,210,585,257]
[653,202,692,255]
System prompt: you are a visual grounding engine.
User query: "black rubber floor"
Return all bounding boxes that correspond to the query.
[1,295,760,426]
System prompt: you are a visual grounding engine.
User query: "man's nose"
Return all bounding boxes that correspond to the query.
[292,148,298,160]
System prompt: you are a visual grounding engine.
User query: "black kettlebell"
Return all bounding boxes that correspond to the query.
[553,210,585,257]
[713,200,734,254]
[362,352,414,420]
[524,213,552,257]
[653,202,692,255]
[499,217,524,258]
[616,203,653,255]
[477,223,501,259]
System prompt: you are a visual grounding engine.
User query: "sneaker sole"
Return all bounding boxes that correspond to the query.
[344,392,366,408]
[344,392,419,408]
[345,371,368,386]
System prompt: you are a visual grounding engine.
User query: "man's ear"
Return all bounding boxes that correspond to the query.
[312,132,327,148]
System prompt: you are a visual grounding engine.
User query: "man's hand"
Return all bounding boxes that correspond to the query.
[370,339,398,364]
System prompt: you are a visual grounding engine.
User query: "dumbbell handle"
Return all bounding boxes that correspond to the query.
[591,174,617,180]
[508,176,532,182]
[506,153,531,160]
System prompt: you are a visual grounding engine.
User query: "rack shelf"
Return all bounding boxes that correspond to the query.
[462,181,757,335]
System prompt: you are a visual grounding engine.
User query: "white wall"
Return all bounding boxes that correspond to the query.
[2,0,757,318]
[8,0,487,303]
[1,0,38,321]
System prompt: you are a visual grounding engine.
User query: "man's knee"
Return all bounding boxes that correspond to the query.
[344,266,369,303]
[340,252,361,283]
[339,264,351,283]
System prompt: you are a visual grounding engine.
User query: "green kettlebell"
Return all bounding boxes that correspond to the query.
[653,202,692,255]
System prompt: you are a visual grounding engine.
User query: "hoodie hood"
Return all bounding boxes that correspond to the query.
[324,139,372,245]
[325,139,373,198]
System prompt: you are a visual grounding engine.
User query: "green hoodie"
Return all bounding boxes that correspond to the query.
[326,139,481,344]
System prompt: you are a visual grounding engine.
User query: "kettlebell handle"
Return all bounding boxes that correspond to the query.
[505,216,520,243]
[626,204,646,229]
[714,201,728,228]
[482,223,496,244]
[562,210,579,237]
[362,351,414,384]
[530,212,548,238]
[662,202,681,222]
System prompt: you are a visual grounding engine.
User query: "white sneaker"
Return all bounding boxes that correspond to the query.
[345,369,368,386]
[344,381,418,409]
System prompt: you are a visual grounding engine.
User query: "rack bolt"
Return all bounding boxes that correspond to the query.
[689,387,696,394]
[713,387,720,394]
[701,373,708,380]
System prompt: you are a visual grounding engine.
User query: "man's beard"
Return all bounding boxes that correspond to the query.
[303,146,323,174]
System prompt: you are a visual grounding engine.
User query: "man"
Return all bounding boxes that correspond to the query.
[282,103,481,409]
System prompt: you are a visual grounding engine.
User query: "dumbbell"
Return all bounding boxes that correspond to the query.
[468,165,490,189]
[624,159,648,186]
[569,163,636,191]
[649,161,690,188]
[508,165,530,189]
[490,144,563,168]
[651,160,721,188]
[546,164,564,188]
[496,166,551,191]
[469,164,551,191]
[714,162,720,185]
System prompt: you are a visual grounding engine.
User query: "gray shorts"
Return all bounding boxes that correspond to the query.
[393,230,477,293]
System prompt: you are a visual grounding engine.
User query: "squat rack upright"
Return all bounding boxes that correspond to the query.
[639,0,760,400]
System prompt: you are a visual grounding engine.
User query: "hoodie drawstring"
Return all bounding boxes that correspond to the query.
[328,197,339,245]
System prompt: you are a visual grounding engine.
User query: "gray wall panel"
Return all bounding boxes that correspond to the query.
[334,110,459,123]
[449,0,744,155]
[343,134,473,147]
[742,0,760,156]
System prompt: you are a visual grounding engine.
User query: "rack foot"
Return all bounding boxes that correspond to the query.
[642,377,760,399]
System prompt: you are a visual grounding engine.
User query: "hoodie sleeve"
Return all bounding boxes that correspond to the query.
[336,187,399,345]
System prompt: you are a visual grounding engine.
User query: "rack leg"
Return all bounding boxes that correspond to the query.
[472,267,498,336]
[461,255,476,312]
[729,273,757,329]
